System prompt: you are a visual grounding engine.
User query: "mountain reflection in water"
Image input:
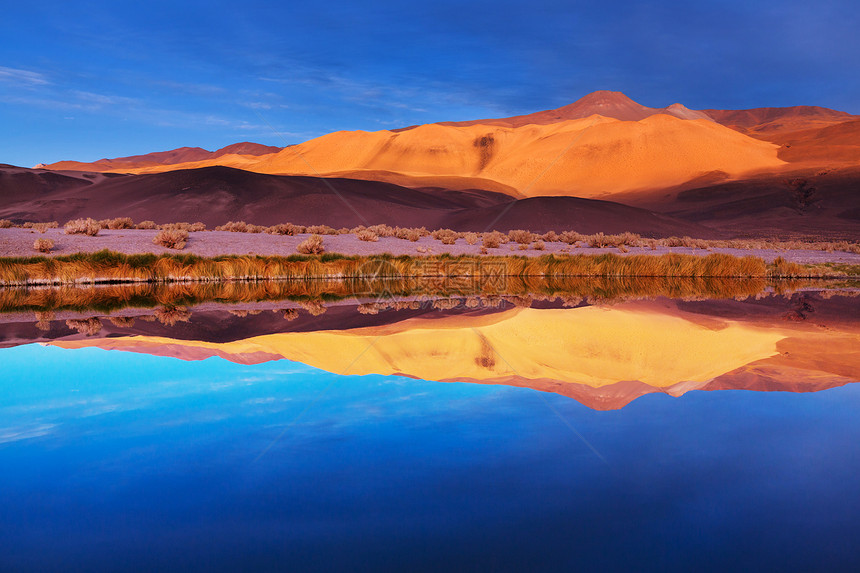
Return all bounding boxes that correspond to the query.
[1,277,856,410]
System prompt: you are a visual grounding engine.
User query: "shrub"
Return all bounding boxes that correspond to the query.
[559,231,583,245]
[306,224,338,235]
[66,317,102,336]
[103,217,134,230]
[297,234,325,254]
[482,231,507,248]
[464,232,479,245]
[356,229,379,242]
[432,228,460,245]
[154,306,192,326]
[64,218,101,236]
[395,227,423,241]
[33,238,54,253]
[136,220,158,230]
[541,231,559,243]
[153,228,189,249]
[216,221,248,232]
[109,316,136,328]
[301,300,327,316]
[0,219,13,228]
[508,229,535,244]
[32,222,58,233]
[532,240,545,251]
[267,223,301,235]
[282,308,299,321]
[188,222,206,232]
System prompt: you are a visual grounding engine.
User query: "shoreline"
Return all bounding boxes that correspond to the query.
[0,250,856,287]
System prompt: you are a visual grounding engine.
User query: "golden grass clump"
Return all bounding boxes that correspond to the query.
[266,223,302,235]
[154,306,192,326]
[33,238,54,253]
[136,220,158,230]
[306,224,338,235]
[162,222,206,232]
[66,317,102,336]
[33,222,58,233]
[356,229,379,242]
[216,221,249,232]
[64,218,101,236]
[0,219,13,228]
[396,227,424,241]
[432,228,460,245]
[153,228,189,249]
[297,234,325,254]
[109,316,136,328]
[101,217,134,230]
[301,300,327,316]
[508,229,535,244]
[559,231,584,245]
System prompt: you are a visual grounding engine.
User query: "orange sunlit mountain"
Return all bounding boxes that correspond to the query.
[50,302,860,410]
[45,92,791,199]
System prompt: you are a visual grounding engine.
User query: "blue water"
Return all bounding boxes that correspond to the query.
[1,345,858,572]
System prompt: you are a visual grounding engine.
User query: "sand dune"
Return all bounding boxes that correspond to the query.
[243,114,784,198]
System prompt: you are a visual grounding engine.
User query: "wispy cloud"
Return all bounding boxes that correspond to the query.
[70,90,138,106]
[0,423,57,444]
[0,66,50,87]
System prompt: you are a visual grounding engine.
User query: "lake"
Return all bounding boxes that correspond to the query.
[1,279,858,571]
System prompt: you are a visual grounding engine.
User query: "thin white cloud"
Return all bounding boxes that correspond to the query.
[71,90,138,106]
[0,423,57,444]
[0,66,50,86]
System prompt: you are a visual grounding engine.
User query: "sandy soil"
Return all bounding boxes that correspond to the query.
[2,228,858,265]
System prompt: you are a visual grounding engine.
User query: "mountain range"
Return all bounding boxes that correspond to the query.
[3,90,859,239]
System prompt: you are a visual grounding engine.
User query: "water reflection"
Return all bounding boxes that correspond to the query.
[1,278,857,410]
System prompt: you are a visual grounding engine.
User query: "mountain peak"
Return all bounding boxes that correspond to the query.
[573,90,638,104]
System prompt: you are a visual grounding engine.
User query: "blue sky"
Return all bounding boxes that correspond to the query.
[1,0,858,167]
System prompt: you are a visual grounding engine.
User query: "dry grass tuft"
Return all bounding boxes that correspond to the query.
[33,222,58,233]
[301,300,327,316]
[66,317,102,336]
[109,316,136,328]
[432,228,460,245]
[482,231,507,249]
[33,238,54,253]
[64,218,101,236]
[154,306,192,326]
[153,228,189,249]
[0,219,13,229]
[297,234,325,254]
[356,229,379,242]
[216,221,248,232]
[508,229,535,244]
[101,217,134,230]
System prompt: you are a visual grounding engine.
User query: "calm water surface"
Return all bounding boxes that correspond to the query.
[0,284,858,571]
